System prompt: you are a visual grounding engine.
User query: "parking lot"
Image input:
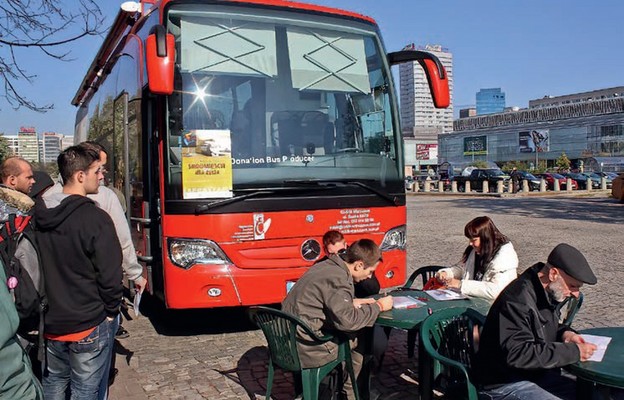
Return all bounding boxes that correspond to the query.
[110,193,624,400]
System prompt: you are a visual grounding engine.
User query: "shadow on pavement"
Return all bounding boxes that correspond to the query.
[135,292,266,336]
[433,196,624,225]
[231,345,297,400]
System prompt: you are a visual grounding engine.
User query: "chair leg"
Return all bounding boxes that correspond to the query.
[407,329,418,358]
[266,360,274,400]
[301,369,320,400]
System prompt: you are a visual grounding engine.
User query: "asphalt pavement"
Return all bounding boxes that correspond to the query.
[109,193,624,399]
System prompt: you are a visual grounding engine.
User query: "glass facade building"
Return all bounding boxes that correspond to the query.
[476,88,506,115]
[440,95,624,171]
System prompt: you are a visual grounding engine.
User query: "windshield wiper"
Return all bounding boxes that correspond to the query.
[194,186,330,214]
[194,190,273,214]
[284,179,397,205]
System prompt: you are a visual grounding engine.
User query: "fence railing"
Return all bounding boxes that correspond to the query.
[410,177,610,194]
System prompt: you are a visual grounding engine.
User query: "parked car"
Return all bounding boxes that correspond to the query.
[597,171,619,180]
[516,171,541,191]
[452,169,510,192]
[536,173,578,190]
[563,172,599,189]
[405,176,415,191]
[582,172,612,189]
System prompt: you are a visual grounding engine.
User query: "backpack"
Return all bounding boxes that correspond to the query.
[0,214,47,359]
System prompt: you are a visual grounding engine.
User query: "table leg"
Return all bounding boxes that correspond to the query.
[575,377,594,400]
[418,335,433,400]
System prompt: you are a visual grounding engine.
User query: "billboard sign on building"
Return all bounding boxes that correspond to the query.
[519,129,549,153]
[416,144,438,160]
[463,136,487,155]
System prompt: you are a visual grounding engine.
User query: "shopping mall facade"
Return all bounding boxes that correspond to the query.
[438,88,624,173]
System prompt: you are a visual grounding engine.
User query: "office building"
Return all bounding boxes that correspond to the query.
[41,132,63,164]
[1,134,20,156]
[18,127,39,163]
[399,43,454,139]
[476,88,505,115]
[439,87,624,171]
[459,107,477,118]
[529,86,624,108]
[399,44,453,172]
[61,135,74,150]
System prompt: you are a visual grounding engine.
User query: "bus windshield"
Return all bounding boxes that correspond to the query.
[165,4,401,200]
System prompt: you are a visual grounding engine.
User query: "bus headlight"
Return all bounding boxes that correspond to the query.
[168,238,231,269]
[380,225,406,251]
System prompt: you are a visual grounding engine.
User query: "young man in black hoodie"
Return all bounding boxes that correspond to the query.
[35,146,122,400]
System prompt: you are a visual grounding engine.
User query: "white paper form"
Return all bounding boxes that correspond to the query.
[579,334,612,362]
[425,289,469,301]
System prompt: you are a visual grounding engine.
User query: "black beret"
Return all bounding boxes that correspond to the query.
[547,243,597,285]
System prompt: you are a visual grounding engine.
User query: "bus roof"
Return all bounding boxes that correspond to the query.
[72,0,377,107]
[164,0,377,24]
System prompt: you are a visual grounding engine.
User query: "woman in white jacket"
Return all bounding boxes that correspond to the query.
[436,216,518,300]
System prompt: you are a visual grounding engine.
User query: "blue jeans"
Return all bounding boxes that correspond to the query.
[479,370,577,400]
[43,318,114,400]
[479,380,566,400]
[97,315,119,400]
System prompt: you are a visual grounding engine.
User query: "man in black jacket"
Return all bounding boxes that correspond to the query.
[474,243,597,400]
[35,146,122,400]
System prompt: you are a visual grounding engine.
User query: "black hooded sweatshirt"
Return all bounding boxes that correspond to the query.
[35,194,122,336]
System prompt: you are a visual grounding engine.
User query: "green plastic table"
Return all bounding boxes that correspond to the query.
[372,289,492,400]
[565,327,624,397]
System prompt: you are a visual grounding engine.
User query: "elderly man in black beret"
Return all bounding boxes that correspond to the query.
[473,243,598,400]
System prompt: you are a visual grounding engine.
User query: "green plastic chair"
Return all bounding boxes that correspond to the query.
[248,306,360,400]
[402,265,445,358]
[557,293,584,327]
[420,307,485,400]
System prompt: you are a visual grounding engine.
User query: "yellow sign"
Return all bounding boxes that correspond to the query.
[181,130,233,199]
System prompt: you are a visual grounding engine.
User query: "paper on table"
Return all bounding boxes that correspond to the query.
[392,295,426,309]
[579,334,612,362]
[425,289,468,301]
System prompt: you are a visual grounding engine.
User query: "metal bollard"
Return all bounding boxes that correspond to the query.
[497,180,504,193]
[601,177,607,190]
[566,178,573,192]
[586,178,592,191]
[540,178,546,192]
[522,180,529,193]
[482,180,489,193]
[554,179,560,192]
[451,180,458,193]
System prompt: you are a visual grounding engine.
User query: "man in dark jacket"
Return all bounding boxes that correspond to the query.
[35,146,122,400]
[474,243,598,399]
[282,239,393,399]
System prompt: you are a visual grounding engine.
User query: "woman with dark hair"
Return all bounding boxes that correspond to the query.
[436,216,518,300]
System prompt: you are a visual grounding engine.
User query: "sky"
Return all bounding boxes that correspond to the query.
[1,0,623,136]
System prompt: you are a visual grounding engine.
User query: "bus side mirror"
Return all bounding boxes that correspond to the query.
[146,25,175,95]
[387,50,450,109]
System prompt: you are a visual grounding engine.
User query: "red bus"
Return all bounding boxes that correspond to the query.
[72,0,449,309]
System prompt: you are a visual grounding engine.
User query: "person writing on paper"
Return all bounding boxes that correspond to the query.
[436,216,518,300]
[282,239,392,399]
[473,243,598,399]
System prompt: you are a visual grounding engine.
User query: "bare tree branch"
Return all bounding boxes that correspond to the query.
[0,0,104,111]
